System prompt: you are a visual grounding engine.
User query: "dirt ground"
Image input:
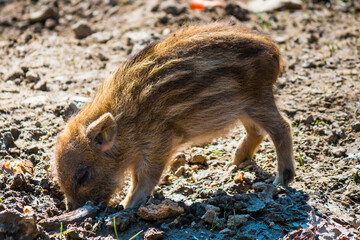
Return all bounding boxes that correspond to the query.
[0,0,360,239]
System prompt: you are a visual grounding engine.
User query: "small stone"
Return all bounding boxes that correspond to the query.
[29,6,58,23]
[5,68,23,81]
[105,0,118,6]
[97,52,109,61]
[84,222,92,231]
[35,121,41,128]
[244,0,302,12]
[332,147,346,158]
[352,122,360,132]
[11,173,28,191]
[72,22,92,39]
[304,115,314,125]
[190,155,207,165]
[227,214,250,228]
[34,79,48,91]
[10,128,21,140]
[243,171,256,184]
[219,228,236,236]
[138,199,184,221]
[344,184,360,200]
[225,4,247,21]
[25,145,40,155]
[144,227,165,240]
[26,70,39,83]
[45,18,57,29]
[201,205,220,224]
[163,5,186,16]
[327,131,338,144]
[90,32,112,43]
[158,15,169,25]
[171,154,187,172]
[3,133,16,149]
[21,66,30,73]
[174,166,185,177]
[32,22,43,33]
[64,102,80,120]
[40,178,50,190]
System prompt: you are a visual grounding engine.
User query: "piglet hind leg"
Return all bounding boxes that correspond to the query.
[122,156,167,209]
[244,93,295,187]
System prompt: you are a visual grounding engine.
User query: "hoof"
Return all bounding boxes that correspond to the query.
[273,168,295,187]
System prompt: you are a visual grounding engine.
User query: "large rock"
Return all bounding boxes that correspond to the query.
[227,214,250,228]
[0,209,39,240]
[138,199,184,221]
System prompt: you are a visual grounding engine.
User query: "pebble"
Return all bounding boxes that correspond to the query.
[138,199,184,221]
[10,128,21,140]
[144,227,165,240]
[201,205,220,224]
[35,121,41,128]
[225,4,247,21]
[32,22,43,33]
[29,6,58,23]
[72,22,92,39]
[25,70,39,83]
[10,173,28,191]
[244,0,302,12]
[25,145,40,155]
[190,155,207,165]
[5,68,23,81]
[171,154,187,172]
[305,115,314,125]
[243,171,256,184]
[3,133,16,149]
[219,228,236,236]
[97,52,109,61]
[90,32,112,43]
[40,178,50,190]
[44,18,57,29]
[163,5,186,16]
[63,102,80,120]
[33,79,48,91]
[352,122,360,132]
[227,214,250,228]
[23,95,47,108]
[344,184,360,201]
[332,147,346,158]
[174,166,185,177]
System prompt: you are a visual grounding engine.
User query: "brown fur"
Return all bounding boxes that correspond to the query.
[54,24,294,209]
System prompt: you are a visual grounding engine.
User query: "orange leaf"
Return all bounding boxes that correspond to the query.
[234,172,244,183]
[190,0,224,10]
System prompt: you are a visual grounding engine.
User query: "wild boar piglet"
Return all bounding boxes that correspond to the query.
[54,24,295,209]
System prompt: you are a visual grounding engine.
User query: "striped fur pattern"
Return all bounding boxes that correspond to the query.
[54,24,294,209]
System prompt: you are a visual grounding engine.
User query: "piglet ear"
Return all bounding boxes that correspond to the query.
[86,113,117,152]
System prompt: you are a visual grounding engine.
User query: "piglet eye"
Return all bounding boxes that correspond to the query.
[73,168,91,191]
[77,170,89,185]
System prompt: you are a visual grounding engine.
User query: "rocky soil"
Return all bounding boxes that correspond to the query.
[0,0,360,239]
